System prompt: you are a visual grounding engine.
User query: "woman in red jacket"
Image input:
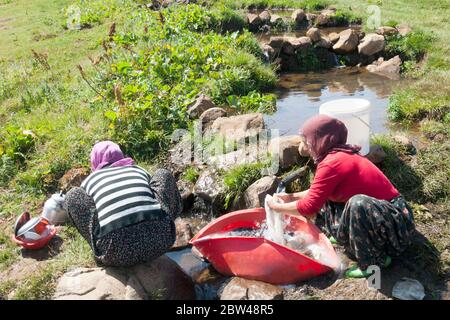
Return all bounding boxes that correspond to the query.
[268,115,415,278]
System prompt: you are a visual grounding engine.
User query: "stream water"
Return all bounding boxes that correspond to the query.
[265,67,403,136]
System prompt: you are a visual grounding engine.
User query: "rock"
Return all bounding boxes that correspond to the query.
[208,143,261,171]
[366,55,402,77]
[199,107,227,128]
[194,168,226,205]
[291,9,305,24]
[284,36,311,54]
[306,13,317,25]
[54,268,128,300]
[377,26,398,37]
[246,13,263,31]
[316,9,336,27]
[306,27,321,43]
[58,167,90,192]
[187,94,216,119]
[328,32,340,43]
[365,144,387,164]
[177,179,195,212]
[173,217,194,249]
[131,255,196,299]
[268,36,285,49]
[259,10,271,24]
[332,29,359,53]
[210,113,264,142]
[298,136,310,157]
[342,52,366,67]
[54,255,196,300]
[316,37,332,49]
[219,277,283,300]
[396,24,412,36]
[358,33,385,56]
[262,43,278,60]
[269,135,302,170]
[243,176,279,208]
[315,13,330,27]
[393,134,416,153]
[270,14,283,25]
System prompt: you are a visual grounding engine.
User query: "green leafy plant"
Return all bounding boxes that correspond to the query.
[385,31,435,62]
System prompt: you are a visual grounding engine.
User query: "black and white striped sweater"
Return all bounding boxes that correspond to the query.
[81,165,163,237]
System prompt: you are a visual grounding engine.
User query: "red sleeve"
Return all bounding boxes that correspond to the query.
[296,163,342,216]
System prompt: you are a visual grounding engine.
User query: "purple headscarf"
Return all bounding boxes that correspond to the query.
[90,141,135,172]
[300,115,361,164]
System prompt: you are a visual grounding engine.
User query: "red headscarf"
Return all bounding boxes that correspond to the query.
[300,115,361,164]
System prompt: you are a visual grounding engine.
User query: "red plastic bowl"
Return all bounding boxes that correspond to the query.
[12,224,57,250]
[190,208,340,285]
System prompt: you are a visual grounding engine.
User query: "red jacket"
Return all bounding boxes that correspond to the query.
[296,151,399,216]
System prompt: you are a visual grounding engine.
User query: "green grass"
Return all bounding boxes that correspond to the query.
[182,167,200,183]
[371,135,449,204]
[222,161,267,209]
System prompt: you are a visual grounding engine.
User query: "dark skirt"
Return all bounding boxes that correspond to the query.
[64,169,182,267]
[316,194,415,270]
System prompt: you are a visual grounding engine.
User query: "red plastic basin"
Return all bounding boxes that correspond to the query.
[190,208,340,285]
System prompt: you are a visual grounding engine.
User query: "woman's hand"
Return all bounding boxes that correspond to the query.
[273,193,294,203]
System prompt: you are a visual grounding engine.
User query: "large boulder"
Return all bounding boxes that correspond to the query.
[131,256,196,299]
[283,36,312,54]
[199,107,227,129]
[207,143,261,171]
[262,43,278,60]
[306,27,321,43]
[268,36,285,49]
[358,33,385,56]
[316,37,332,49]
[270,14,284,25]
[187,94,216,119]
[210,113,264,142]
[259,10,271,24]
[269,135,302,170]
[305,13,317,26]
[54,256,196,300]
[246,13,263,31]
[332,29,359,54]
[377,26,398,37]
[328,32,340,44]
[243,176,279,208]
[366,56,402,77]
[291,9,306,24]
[315,9,336,27]
[219,277,283,300]
[59,167,90,192]
[298,135,310,157]
[173,217,194,250]
[194,168,226,205]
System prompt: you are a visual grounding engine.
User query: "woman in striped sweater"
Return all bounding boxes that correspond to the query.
[65,141,181,267]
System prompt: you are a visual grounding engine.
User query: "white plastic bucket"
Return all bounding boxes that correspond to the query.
[319,98,371,155]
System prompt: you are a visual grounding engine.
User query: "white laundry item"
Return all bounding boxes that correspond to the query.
[264,194,285,245]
